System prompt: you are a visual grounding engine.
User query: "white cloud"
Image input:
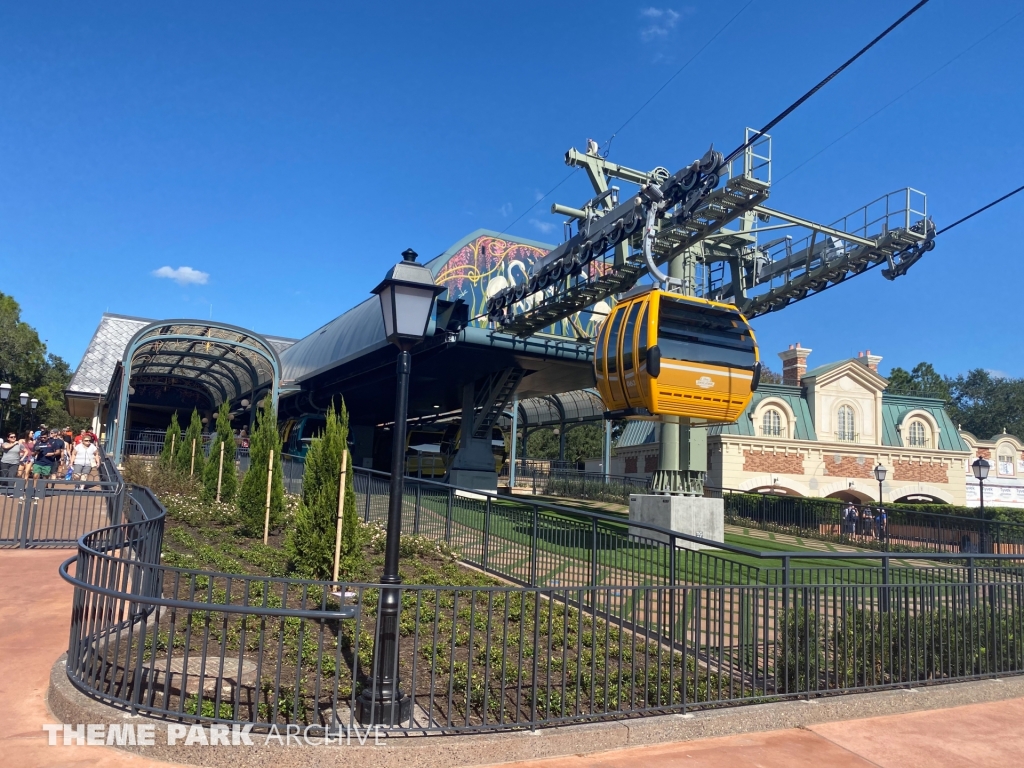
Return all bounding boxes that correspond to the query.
[986,369,1010,379]
[530,218,556,235]
[640,7,681,40]
[533,190,545,202]
[152,266,210,286]
[499,202,513,217]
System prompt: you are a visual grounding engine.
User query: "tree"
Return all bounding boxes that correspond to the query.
[947,369,1024,440]
[760,364,784,384]
[237,398,284,536]
[160,412,180,468]
[0,292,84,433]
[175,408,205,478]
[202,402,237,503]
[886,362,950,400]
[287,401,360,579]
[523,424,604,464]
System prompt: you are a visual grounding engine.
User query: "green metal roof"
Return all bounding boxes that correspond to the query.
[708,383,818,440]
[880,394,968,451]
[802,360,848,379]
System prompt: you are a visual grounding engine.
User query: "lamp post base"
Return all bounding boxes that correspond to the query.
[355,689,412,726]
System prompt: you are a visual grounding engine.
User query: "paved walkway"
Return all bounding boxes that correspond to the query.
[0,549,176,768]
[5,547,1024,768]
[491,696,1024,767]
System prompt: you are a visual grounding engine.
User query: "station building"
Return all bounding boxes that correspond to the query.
[612,344,1002,507]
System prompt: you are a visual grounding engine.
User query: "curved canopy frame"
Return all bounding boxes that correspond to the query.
[110,320,283,463]
[510,389,606,429]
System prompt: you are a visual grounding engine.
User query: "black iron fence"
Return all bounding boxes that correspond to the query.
[53,461,1024,735]
[0,457,124,548]
[502,462,649,504]
[715,489,1024,555]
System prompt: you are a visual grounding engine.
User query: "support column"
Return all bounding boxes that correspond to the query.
[509,395,519,489]
[603,419,612,480]
[448,380,500,491]
[651,249,706,496]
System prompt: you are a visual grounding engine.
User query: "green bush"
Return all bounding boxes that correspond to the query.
[202,402,237,504]
[286,400,361,579]
[175,408,206,479]
[159,412,180,468]
[237,399,284,537]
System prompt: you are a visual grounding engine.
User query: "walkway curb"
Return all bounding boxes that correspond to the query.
[47,654,1024,768]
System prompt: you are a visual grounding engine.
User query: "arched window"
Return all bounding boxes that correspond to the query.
[762,409,782,437]
[908,420,927,447]
[837,405,855,442]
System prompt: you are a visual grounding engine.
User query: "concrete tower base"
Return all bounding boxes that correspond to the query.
[628,494,725,551]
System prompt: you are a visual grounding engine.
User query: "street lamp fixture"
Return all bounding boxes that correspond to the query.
[873,463,886,505]
[29,397,39,434]
[972,458,990,514]
[0,383,10,429]
[358,248,444,726]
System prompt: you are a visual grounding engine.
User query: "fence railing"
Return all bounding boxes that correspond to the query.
[0,457,124,548]
[502,464,649,504]
[54,458,1024,735]
[715,489,1024,555]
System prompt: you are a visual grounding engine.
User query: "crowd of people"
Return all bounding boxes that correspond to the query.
[1,426,100,483]
[842,501,888,539]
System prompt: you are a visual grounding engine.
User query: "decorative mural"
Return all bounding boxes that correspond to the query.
[434,235,612,340]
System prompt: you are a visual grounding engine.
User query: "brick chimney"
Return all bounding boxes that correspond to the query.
[778,343,812,386]
[856,350,883,372]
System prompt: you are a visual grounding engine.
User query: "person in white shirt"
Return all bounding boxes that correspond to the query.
[1,432,23,480]
[70,435,99,484]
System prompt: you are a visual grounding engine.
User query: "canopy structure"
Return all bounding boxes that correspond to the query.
[500,388,609,465]
[108,320,285,463]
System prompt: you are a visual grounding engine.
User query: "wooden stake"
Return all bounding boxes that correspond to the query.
[332,449,349,583]
[263,449,274,545]
[170,432,176,458]
[216,441,225,502]
[190,439,196,477]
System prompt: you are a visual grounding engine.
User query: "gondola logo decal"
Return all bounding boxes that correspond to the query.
[695,376,715,389]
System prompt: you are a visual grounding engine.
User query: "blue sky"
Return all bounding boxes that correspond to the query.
[2,1,1022,380]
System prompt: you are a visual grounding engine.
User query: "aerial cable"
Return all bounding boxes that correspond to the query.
[500,1,761,235]
[726,0,933,165]
[774,9,1024,186]
[601,0,758,158]
[935,184,1024,236]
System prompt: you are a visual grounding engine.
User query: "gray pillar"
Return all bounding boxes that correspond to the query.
[558,423,566,463]
[603,419,612,479]
[509,395,519,487]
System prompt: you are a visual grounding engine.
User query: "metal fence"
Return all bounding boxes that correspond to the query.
[716,489,1024,555]
[0,458,124,548]
[502,463,649,504]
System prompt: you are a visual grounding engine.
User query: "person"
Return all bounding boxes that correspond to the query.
[18,431,35,479]
[843,503,856,536]
[32,428,64,479]
[877,507,887,540]
[1,431,24,479]
[70,434,99,488]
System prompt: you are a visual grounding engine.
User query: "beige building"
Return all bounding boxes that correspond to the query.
[614,344,973,505]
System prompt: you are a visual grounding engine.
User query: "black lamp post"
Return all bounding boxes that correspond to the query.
[0,383,11,431]
[17,392,29,434]
[357,248,444,726]
[873,463,886,506]
[29,397,39,433]
[972,458,990,514]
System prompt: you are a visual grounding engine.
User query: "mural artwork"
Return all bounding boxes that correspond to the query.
[434,235,612,340]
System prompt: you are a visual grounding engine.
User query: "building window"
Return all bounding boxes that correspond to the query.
[999,453,1015,476]
[908,420,927,447]
[836,405,856,442]
[762,409,782,437]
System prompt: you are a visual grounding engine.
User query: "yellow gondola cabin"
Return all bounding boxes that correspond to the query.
[594,289,761,423]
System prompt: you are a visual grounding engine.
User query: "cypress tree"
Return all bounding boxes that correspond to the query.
[237,398,284,536]
[160,412,180,469]
[286,400,360,579]
[175,408,206,478]
[202,402,238,503]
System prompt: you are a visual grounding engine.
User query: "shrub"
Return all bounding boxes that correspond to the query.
[237,399,284,537]
[159,412,180,468]
[122,456,199,497]
[202,402,237,504]
[175,408,206,479]
[286,400,361,579]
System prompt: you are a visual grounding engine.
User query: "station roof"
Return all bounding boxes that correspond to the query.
[505,389,606,429]
[123,321,290,407]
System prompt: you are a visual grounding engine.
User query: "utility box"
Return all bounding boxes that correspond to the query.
[628,494,725,551]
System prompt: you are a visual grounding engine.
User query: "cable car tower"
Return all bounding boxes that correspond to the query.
[485,131,935,494]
